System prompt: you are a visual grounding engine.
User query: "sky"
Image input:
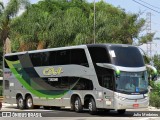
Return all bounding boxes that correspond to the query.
[2,0,160,55]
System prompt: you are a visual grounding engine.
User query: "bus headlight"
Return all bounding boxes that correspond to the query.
[117,96,126,101]
[144,94,148,98]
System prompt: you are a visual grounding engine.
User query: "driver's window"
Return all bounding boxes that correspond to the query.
[102,75,114,90]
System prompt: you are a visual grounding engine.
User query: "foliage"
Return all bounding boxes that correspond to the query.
[0,0,30,48]
[9,0,148,51]
[0,0,30,75]
[150,92,160,108]
[139,33,155,44]
[149,81,160,108]
[153,55,160,75]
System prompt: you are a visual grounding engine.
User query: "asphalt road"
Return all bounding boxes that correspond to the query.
[0,104,160,120]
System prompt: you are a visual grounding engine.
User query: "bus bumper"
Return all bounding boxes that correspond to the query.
[114,96,149,110]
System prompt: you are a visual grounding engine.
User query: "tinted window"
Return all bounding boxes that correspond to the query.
[30,52,50,66]
[49,51,56,65]
[4,80,9,90]
[45,77,69,90]
[5,55,18,61]
[29,49,89,67]
[102,75,114,90]
[109,46,145,67]
[96,67,114,90]
[88,47,110,63]
[71,49,89,67]
[5,55,19,68]
[70,78,93,90]
[56,50,70,65]
[43,77,93,90]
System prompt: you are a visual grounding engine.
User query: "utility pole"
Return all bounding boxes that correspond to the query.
[146,12,152,59]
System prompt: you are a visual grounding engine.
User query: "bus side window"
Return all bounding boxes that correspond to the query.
[29,52,50,66]
[72,78,93,90]
[102,76,114,90]
[56,50,70,65]
[5,55,19,68]
[49,51,56,65]
[5,80,9,90]
[70,49,89,67]
[4,60,9,68]
[88,47,110,63]
[29,53,42,66]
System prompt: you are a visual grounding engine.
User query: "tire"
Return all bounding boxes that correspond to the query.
[88,98,97,115]
[117,109,126,114]
[26,96,34,109]
[74,97,83,112]
[17,96,25,109]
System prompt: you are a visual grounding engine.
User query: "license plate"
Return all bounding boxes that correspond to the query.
[133,104,139,108]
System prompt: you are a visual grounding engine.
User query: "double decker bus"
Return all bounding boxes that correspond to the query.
[3,44,157,114]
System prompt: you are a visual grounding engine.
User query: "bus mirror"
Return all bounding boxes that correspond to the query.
[96,63,120,77]
[116,69,120,78]
[146,64,157,80]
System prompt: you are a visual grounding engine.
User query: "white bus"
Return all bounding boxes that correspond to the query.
[3,44,157,114]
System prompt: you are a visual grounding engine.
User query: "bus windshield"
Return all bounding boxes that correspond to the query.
[109,46,145,67]
[116,71,148,94]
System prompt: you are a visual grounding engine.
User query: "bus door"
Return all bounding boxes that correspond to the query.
[102,75,114,108]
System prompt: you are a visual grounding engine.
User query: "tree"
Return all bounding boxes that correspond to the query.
[139,33,155,44]
[10,0,92,50]
[10,0,152,52]
[0,0,30,52]
[153,55,160,75]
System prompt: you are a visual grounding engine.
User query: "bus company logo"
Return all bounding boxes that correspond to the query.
[43,67,63,76]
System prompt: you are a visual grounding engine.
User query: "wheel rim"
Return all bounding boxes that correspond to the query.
[75,99,79,110]
[27,98,33,108]
[89,102,92,111]
[18,98,23,108]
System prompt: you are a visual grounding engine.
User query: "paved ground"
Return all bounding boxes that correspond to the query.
[0,103,160,120]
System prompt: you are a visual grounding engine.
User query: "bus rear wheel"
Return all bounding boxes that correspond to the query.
[26,96,34,109]
[88,98,97,115]
[74,97,83,112]
[17,96,25,109]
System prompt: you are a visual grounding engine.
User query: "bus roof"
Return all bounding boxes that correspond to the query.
[4,44,135,56]
[5,44,87,56]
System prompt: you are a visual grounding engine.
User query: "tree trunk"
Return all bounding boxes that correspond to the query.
[4,37,11,54]
[37,41,46,50]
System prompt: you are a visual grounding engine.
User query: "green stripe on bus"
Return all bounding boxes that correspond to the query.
[5,59,68,98]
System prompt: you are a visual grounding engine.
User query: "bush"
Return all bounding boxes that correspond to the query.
[149,92,160,108]
[149,81,160,108]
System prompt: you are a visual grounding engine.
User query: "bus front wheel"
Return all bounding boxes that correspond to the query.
[74,97,83,112]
